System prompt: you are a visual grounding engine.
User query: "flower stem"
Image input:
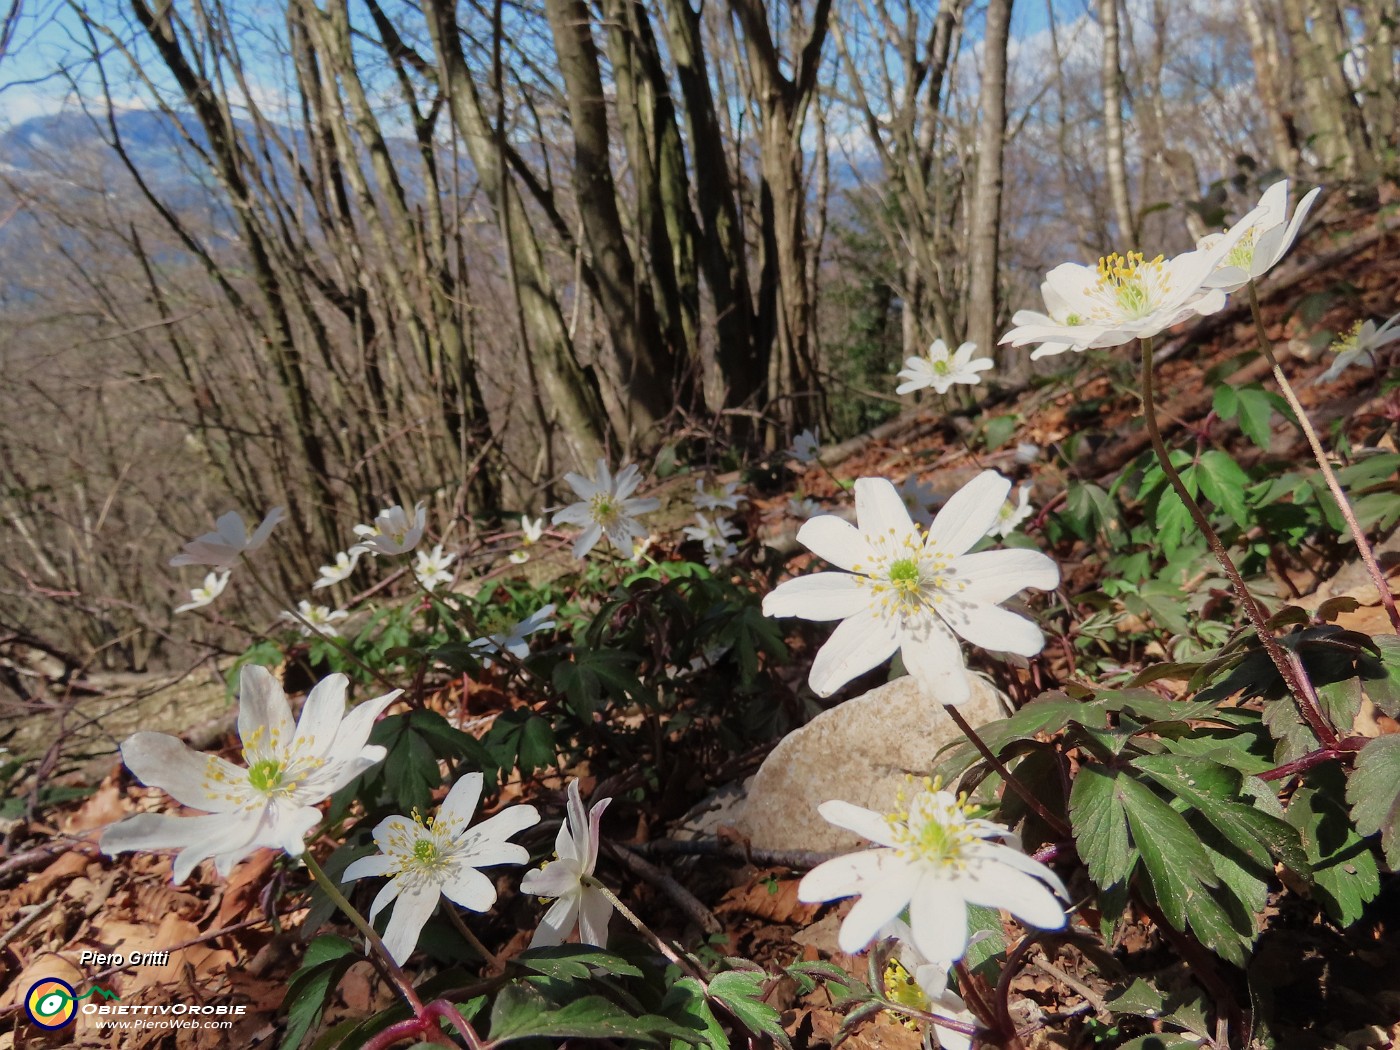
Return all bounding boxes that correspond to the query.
[942,703,1072,839]
[581,874,710,981]
[302,850,425,1014]
[243,563,400,692]
[1137,336,1336,747]
[1245,281,1400,633]
[445,905,504,971]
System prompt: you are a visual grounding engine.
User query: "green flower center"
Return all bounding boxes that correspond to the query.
[413,838,439,864]
[1095,251,1164,317]
[932,358,951,375]
[589,494,619,526]
[888,557,922,596]
[887,777,979,868]
[1065,312,1084,326]
[248,759,284,793]
[1225,231,1257,270]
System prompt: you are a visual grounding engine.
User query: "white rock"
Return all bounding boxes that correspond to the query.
[736,674,1010,852]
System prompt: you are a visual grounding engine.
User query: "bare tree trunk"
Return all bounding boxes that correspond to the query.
[966,0,1012,366]
[543,0,685,439]
[1099,0,1137,247]
[424,0,609,468]
[1241,0,1301,177]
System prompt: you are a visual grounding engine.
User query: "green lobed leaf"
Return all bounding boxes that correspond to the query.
[1234,386,1278,450]
[1196,450,1252,529]
[1346,734,1400,868]
[280,936,360,1050]
[487,983,672,1044]
[1068,766,1135,890]
[661,976,730,1049]
[707,970,792,1049]
[1361,635,1400,716]
[513,944,645,980]
[1288,765,1382,926]
[1132,755,1307,875]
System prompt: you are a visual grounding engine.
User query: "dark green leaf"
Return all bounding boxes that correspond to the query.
[1069,766,1135,889]
[661,976,730,1049]
[708,970,792,1049]
[488,983,669,1044]
[1196,450,1252,528]
[1289,765,1382,926]
[1347,734,1400,868]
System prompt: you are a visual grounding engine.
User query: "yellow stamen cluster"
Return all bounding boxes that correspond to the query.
[1332,319,1366,354]
[883,958,929,1026]
[589,494,619,527]
[1094,251,1166,317]
[886,776,980,869]
[853,529,965,621]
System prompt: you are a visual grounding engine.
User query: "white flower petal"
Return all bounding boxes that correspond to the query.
[762,573,871,621]
[293,673,350,759]
[795,515,875,571]
[119,733,243,813]
[342,854,396,882]
[380,883,439,965]
[577,887,615,948]
[955,861,1066,931]
[908,884,969,963]
[808,610,901,697]
[953,548,1058,604]
[441,773,485,826]
[898,625,971,705]
[925,471,1011,556]
[854,478,917,544]
[237,665,295,754]
[943,601,1046,658]
[816,800,899,848]
[441,865,499,912]
[529,892,580,948]
[839,861,923,954]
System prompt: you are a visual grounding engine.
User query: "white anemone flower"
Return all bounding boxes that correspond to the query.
[280,601,349,638]
[552,460,660,559]
[896,340,994,395]
[351,503,427,557]
[509,550,531,565]
[985,483,1034,538]
[762,472,1058,704]
[1315,312,1400,384]
[799,779,1067,963]
[999,229,1249,359]
[1198,179,1322,292]
[469,604,558,668]
[684,513,740,552]
[787,496,822,519]
[342,772,539,965]
[413,544,457,592]
[100,666,399,884]
[520,779,614,948]
[174,571,231,614]
[170,507,285,569]
[313,551,361,590]
[521,515,545,544]
[788,428,821,464]
[879,919,978,1050]
[693,478,748,512]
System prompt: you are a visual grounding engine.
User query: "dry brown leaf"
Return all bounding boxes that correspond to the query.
[11,851,92,906]
[715,873,819,924]
[60,779,132,835]
[213,848,274,930]
[1332,604,1395,635]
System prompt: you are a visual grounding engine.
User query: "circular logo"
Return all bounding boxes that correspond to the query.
[25,978,77,1029]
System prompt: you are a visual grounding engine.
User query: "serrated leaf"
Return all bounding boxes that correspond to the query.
[1317,676,1362,731]
[488,983,666,1044]
[1347,734,1400,868]
[1288,766,1382,926]
[514,944,644,980]
[1119,776,1244,959]
[1197,450,1252,528]
[1362,635,1400,716]
[1212,383,1239,420]
[1133,755,1307,875]
[280,936,360,1050]
[1069,766,1135,889]
[1235,386,1277,450]
[661,976,730,1049]
[708,970,792,1049]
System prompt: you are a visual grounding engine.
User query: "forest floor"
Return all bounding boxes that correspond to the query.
[2,192,1399,1050]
